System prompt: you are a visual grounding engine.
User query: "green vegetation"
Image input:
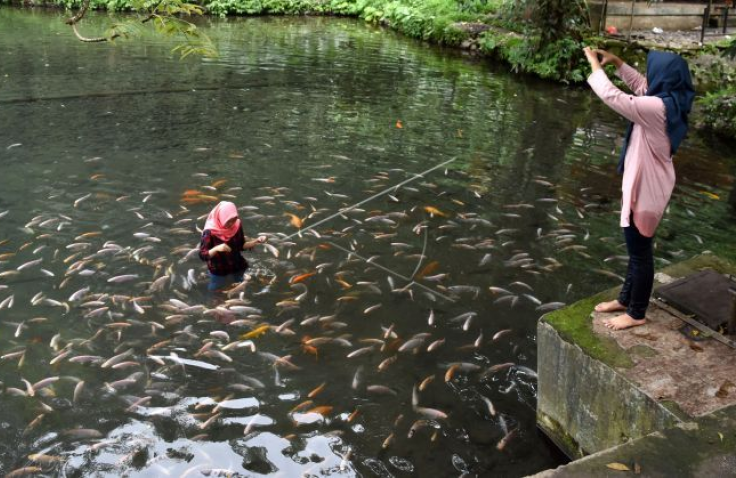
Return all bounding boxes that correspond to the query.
[699,86,736,139]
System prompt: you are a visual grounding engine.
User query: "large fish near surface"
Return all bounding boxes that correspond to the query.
[149,353,220,371]
[107,274,139,284]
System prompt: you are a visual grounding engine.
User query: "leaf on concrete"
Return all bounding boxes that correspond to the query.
[715,380,734,398]
[606,462,630,471]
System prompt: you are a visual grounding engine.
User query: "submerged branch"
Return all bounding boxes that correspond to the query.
[71,23,120,42]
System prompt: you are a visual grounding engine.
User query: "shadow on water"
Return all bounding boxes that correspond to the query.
[0,8,735,478]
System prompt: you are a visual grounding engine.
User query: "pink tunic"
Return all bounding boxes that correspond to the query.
[587,64,673,238]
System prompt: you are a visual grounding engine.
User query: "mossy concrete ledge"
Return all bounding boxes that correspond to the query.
[535,254,736,469]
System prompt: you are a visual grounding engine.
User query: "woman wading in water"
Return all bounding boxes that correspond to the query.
[583,47,695,330]
[199,201,267,292]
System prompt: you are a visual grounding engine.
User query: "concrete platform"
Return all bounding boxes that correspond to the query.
[534,254,736,476]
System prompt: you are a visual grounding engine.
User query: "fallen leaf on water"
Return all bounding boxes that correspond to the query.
[606,462,630,471]
[700,191,720,200]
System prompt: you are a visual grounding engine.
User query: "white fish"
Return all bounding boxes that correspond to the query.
[68,287,90,302]
[480,395,496,416]
[17,258,43,271]
[262,243,279,257]
[107,274,139,283]
[0,295,14,309]
[74,193,92,208]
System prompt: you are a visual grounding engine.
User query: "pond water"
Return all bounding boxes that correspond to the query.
[1,9,735,478]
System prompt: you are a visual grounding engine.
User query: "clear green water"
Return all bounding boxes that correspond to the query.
[0,9,735,477]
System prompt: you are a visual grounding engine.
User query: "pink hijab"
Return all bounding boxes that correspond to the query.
[204,201,241,242]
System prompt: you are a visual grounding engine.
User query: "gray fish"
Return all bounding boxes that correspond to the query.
[366,385,397,396]
[536,302,566,312]
[398,337,426,353]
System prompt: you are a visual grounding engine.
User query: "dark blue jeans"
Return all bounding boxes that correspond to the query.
[617,218,654,320]
[208,270,245,292]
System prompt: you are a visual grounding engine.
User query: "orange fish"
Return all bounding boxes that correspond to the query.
[416,261,439,279]
[290,272,316,284]
[424,206,447,217]
[284,213,303,229]
[396,120,403,129]
[347,409,360,423]
[290,400,314,413]
[239,324,270,340]
[182,189,203,196]
[90,173,105,180]
[306,406,333,416]
[211,179,228,188]
[302,344,319,359]
[308,382,326,398]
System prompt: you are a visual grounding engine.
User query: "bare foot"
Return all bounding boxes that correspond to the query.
[603,314,646,331]
[594,300,626,313]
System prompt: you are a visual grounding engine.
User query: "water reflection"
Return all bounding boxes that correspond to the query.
[0,9,735,478]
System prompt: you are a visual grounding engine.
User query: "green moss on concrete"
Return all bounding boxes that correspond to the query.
[541,291,634,369]
[538,410,585,460]
[660,254,736,279]
[659,400,691,422]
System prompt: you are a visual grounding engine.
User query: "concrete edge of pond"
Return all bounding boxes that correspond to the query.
[532,253,736,476]
[529,404,736,477]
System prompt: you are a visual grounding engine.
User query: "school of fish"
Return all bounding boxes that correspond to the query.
[0,159,707,477]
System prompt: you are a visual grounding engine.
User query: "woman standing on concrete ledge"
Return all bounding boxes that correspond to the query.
[583,47,695,330]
